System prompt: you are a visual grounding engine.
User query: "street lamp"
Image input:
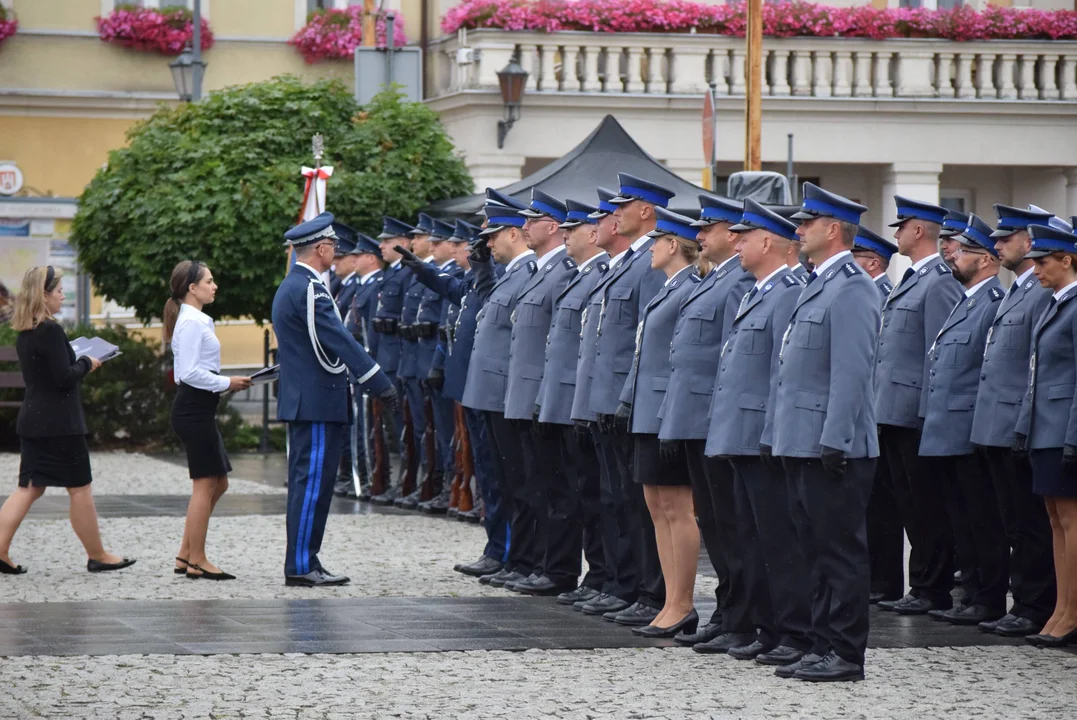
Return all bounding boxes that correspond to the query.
[169,46,205,102]
[496,55,528,149]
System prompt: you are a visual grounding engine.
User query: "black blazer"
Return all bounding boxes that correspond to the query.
[15,321,92,438]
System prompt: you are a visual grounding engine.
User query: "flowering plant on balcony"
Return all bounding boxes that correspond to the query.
[96,4,213,55]
[290,8,409,63]
[0,7,18,46]
[441,0,1077,41]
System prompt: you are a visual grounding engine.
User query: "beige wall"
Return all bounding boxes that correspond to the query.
[11,0,98,32]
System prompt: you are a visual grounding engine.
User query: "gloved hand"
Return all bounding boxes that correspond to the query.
[596,413,613,435]
[1012,432,1029,459]
[378,383,400,415]
[469,237,491,264]
[531,404,550,439]
[613,402,632,437]
[573,420,592,447]
[659,439,680,464]
[1063,445,1077,475]
[393,244,423,270]
[820,445,846,477]
[426,367,444,392]
[759,443,777,469]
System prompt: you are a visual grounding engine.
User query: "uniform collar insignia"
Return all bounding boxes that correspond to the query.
[763,282,773,292]
[967,298,976,308]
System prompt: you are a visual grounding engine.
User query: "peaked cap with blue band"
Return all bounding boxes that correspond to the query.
[647,207,702,244]
[285,211,338,246]
[377,215,416,240]
[792,183,867,226]
[888,195,948,227]
[730,198,798,241]
[486,187,527,210]
[356,232,383,258]
[990,203,1055,238]
[331,221,358,255]
[588,187,619,219]
[431,219,456,240]
[853,225,897,260]
[940,210,970,238]
[609,172,675,208]
[479,195,527,237]
[561,199,600,228]
[518,188,568,223]
[1026,223,1077,259]
[955,213,999,257]
[692,195,743,227]
[451,219,480,243]
[409,212,436,237]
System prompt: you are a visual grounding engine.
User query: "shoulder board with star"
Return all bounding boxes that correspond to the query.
[842,262,861,277]
[527,260,538,275]
[989,287,1003,301]
[782,274,799,287]
[562,256,577,270]
[936,263,952,275]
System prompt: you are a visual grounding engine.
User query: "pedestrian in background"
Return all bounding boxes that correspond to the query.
[0,279,13,325]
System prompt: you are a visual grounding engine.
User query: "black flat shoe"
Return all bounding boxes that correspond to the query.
[0,559,27,575]
[87,557,136,573]
[1036,627,1077,648]
[174,557,189,575]
[632,609,699,638]
[186,563,236,581]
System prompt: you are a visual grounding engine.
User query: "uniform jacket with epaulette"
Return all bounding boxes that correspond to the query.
[705,268,800,457]
[461,252,537,414]
[397,262,431,380]
[415,260,463,380]
[538,253,609,426]
[570,262,615,423]
[874,255,963,427]
[919,277,1003,456]
[1016,286,1077,450]
[771,254,881,458]
[504,247,577,420]
[874,273,894,302]
[373,262,411,376]
[971,273,1054,447]
[658,256,754,441]
[335,273,358,318]
[346,270,384,363]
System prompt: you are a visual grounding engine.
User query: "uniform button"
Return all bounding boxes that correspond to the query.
[981,374,986,380]
[778,381,783,386]
[717,386,722,391]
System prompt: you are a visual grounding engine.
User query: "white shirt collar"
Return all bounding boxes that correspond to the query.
[911,253,941,273]
[631,234,651,253]
[1015,266,1036,288]
[504,249,536,274]
[964,276,994,298]
[713,255,739,275]
[178,302,212,324]
[789,262,803,273]
[664,265,695,287]
[295,261,325,284]
[813,250,853,278]
[438,259,455,271]
[754,265,787,289]
[576,252,606,273]
[341,271,357,285]
[424,255,435,263]
[360,269,380,285]
[1054,279,1077,301]
[535,244,566,268]
[391,259,402,269]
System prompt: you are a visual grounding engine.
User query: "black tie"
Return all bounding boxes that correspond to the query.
[1009,280,1019,296]
[746,287,759,304]
[899,268,915,287]
[806,271,818,286]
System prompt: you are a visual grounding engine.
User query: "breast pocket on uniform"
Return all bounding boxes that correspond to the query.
[558,297,584,333]
[792,308,827,350]
[736,315,769,355]
[488,294,512,325]
[517,294,546,327]
[683,304,716,345]
[891,298,920,333]
[937,331,971,367]
[999,312,1026,349]
[608,286,635,325]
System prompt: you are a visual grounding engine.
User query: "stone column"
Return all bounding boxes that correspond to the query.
[467,153,526,191]
[880,162,943,282]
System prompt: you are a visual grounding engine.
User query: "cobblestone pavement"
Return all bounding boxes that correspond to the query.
[0,452,286,495]
[1,646,1074,719]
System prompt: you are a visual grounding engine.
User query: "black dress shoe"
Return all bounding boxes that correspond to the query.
[994,615,1041,637]
[877,593,916,612]
[394,488,423,510]
[674,622,723,646]
[185,563,236,581]
[0,559,27,575]
[893,597,937,615]
[460,507,483,524]
[755,645,806,666]
[774,652,824,678]
[927,607,954,622]
[370,486,402,506]
[558,586,600,606]
[978,613,1015,633]
[727,639,775,660]
[455,556,502,578]
[793,651,864,682]
[632,609,698,638]
[693,631,755,654]
[420,490,451,515]
[285,569,349,587]
[1036,627,1077,648]
[480,567,513,585]
[505,572,539,592]
[515,576,577,596]
[942,604,1005,626]
[87,557,136,573]
[611,602,660,626]
[491,570,526,588]
[582,594,631,616]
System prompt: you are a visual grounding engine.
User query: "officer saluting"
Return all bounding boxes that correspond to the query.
[272,212,398,586]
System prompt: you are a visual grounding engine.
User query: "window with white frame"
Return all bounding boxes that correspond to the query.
[899,0,964,9]
[940,190,971,214]
[101,0,210,13]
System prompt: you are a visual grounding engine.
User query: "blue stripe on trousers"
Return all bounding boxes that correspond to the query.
[296,422,323,575]
[303,423,326,574]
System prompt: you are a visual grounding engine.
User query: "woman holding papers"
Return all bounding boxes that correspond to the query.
[0,266,135,575]
[163,260,251,581]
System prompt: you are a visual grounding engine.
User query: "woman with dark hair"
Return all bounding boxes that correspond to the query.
[0,266,134,575]
[164,260,250,581]
[0,279,13,325]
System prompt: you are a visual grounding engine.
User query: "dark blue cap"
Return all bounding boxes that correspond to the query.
[587,188,618,219]
[888,195,948,227]
[479,203,526,237]
[1026,224,1077,259]
[485,187,528,211]
[853,225,898,260]
[378,216,416,240]
[409,212,436,237]
[356,232,382,258]
[285,211,338,246]
[332,222,358,255]
[956,213,999,257]
[792,183,867,226]
[730,198,799,241]
[609,172,675,208]
[940,210,970,238]
[991,204,1055,238]
[692,195,742,227]
[519,188,568,223]
[561,199,599,228]
[647,207,702,244]
[451,219,479,243]
[430,219,456,240]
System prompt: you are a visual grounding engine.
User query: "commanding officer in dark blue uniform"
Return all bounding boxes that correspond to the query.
[272,212,397,586]
[771,184,879,682]
[971,204,1057,637]
[875,196,964,616]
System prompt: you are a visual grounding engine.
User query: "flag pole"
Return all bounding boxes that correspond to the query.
[745,0,763,172]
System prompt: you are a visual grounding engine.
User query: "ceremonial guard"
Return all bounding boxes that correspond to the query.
[971,204,1057,637]
[771,184,879,681]
[875,196,963,616]
[919,214,1006,625]
[536,199,610,606]
[329,226,367,499]
[272,212,397,586]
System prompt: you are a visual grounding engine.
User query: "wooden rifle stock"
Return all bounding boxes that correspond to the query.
[455,403,474,512]
[368,395,389,497]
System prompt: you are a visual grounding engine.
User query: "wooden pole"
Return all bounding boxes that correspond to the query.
[745,0,763,171]
[362,0,377,46]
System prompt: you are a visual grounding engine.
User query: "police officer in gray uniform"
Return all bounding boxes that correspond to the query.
[875,196,964,616]
[971,204,1058,637]
[852,226,896,301]
[771,183,879,682]
[919,214,1006,626]
[706,200,811,665]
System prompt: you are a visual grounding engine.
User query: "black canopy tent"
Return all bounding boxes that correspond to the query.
[423,115,707,219]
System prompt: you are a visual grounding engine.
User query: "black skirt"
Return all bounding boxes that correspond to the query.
[633,434,691,487]
[1030,448,1077,498]
[171,383,232,479]
[18,435,92,488]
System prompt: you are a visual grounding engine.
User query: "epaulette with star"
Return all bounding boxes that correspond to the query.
[842,262,861,277]
[989,287,1003,301]
[936,263,952,275]
[526,260,538,275]
[562,256,577,270]
[782,274,799,286]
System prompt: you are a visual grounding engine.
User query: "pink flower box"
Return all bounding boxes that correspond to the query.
[289,8,409,63]
[0,7,17,45]
[96,5,213,56]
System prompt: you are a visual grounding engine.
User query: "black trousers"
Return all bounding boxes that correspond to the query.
[686,442,727,626]
[866,445,905,599]
[518,426,554,580]
[730,457,778,646]
[532,423,596,586]
[592,426,639,601]
[733,457,813,651]
[879,424,954,606]
[980,446,1056,623]
[702,453,753,633]
[783,456,875,666]
[560,423,608,591]
[485,411,533,576]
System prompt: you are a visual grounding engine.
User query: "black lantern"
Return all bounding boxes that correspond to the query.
[496,55,528,149]
[170,45,206,102]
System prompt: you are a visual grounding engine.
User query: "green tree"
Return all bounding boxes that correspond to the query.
[71,76,472,322]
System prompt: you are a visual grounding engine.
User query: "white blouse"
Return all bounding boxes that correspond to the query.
[171,304,230,393]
